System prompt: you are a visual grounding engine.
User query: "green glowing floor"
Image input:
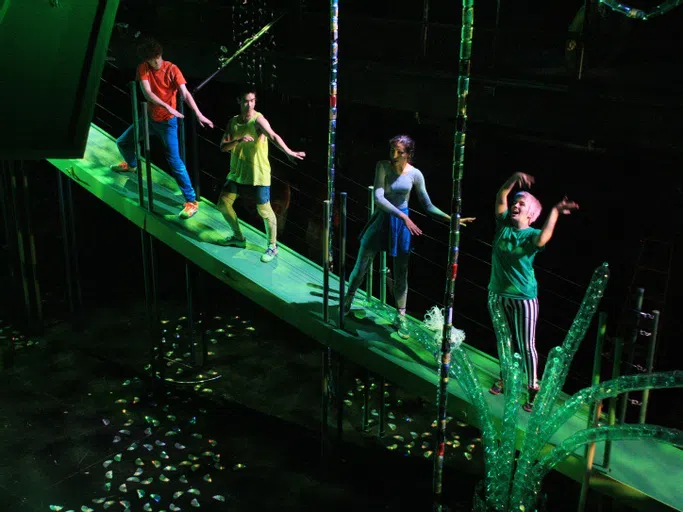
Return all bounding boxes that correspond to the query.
[47,124,682,511]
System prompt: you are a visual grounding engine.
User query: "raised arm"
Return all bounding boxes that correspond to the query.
[179,84,214,128]
[533,197,579,248]
[496,172,534,218]
[255,115,306,163]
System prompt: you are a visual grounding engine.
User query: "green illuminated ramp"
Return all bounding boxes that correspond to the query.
[47,124,682,512]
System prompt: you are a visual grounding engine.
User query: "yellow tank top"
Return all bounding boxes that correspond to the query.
[227,112,271,186]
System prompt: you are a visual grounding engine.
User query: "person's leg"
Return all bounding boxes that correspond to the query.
[154,118,196,203]
[345,245,377,312]
[113,123,139,169]
[393,253,410,314]
[392,252,411,339]
[255,187,278,262]
[488,292,515,394]
[516,298,539,390]
[348,246,376,295]
[504,297,540,389]
[513,297,540,411]
[256,202,277,246]
[216,186,245,242]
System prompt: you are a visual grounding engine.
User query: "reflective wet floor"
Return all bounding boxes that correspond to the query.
[0,294,609,512]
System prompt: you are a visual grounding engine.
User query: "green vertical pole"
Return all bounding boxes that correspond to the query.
[639,310,660,424]
[326,0,339,269]
[323,200,331,323]
[129,82,144,208]
[433,1,474,510]
[618,287,644,424]
[365,185,375,303]
[603,336,623,469]
[379,252,387,305]
[577,311,607,512]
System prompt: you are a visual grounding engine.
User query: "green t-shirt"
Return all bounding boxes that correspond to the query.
[488,211,543,299]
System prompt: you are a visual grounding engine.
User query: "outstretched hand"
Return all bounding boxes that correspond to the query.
[513,172,535,189]
[197,114,214,129]
[287,151,306,163]
[555,196,579,214]
[440,215,476,227]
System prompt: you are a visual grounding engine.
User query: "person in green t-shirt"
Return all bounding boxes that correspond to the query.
[488,172,579,411]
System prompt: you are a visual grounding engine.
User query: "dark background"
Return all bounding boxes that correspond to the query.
[0,2,681,510]
[107,0,683,378]
[5,0,683,418]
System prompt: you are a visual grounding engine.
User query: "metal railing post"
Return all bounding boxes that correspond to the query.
[639,310,660,424]
[141,104,154,213]
[578,311,607,511]
[338,192,347,329]
[323,200,331,323]
[365,186,375,303]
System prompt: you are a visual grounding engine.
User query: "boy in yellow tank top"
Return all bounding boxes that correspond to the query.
[218,88,306,262]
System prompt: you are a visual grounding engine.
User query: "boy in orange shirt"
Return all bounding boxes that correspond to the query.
[111,38,214,219]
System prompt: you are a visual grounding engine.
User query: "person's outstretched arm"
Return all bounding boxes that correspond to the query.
[179,84,214,128]
[533,197,579,248]
[413,170,476,226]
[255,116,306,163]
[496,172,534,218]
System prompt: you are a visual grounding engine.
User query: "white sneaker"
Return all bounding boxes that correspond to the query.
[261,244,278,263]
[394,314,410,339]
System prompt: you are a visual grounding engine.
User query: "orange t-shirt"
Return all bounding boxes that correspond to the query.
[137,60,187,122]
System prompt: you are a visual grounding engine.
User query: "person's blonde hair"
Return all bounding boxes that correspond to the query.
[514,191,542,224]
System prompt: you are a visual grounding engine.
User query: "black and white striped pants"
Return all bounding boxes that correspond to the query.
[488,292,540,389]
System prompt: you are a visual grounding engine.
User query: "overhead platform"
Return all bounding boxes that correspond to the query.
[47,124,682,512]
